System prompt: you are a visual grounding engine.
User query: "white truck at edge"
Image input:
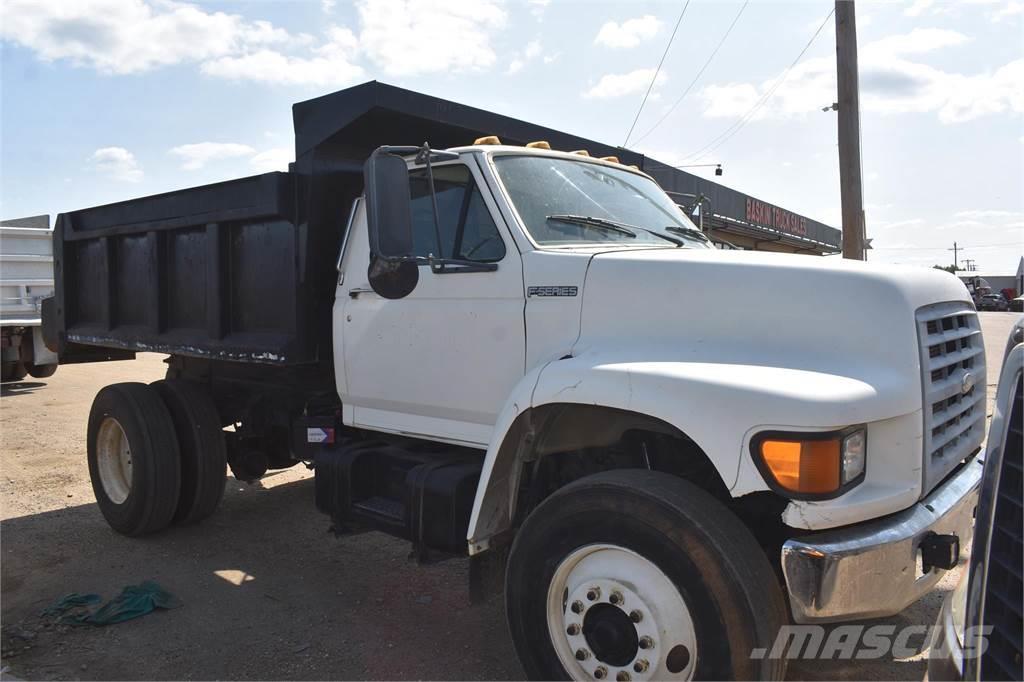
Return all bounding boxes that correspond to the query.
[1,224,59,382]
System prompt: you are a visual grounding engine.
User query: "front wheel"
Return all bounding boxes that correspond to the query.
[506,470,787,681]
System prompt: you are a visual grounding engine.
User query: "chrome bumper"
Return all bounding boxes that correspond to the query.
[782,457,983,623]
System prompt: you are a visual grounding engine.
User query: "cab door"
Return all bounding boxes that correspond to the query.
[336,160,525,447]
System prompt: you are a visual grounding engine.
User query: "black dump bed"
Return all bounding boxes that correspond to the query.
[49,172,330,365]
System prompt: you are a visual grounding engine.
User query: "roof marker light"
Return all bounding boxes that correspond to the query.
[601,156,620,163]
[526,141,551,149]
[570,150,591,157]
[474,136,502,145]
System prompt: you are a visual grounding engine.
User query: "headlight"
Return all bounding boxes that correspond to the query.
[752,426,867,499]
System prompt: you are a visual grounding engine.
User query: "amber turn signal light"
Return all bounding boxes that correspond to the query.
[752,427,866,499]
[759,439,841,494]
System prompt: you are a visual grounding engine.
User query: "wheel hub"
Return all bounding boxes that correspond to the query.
[546,544,697,681]
[583,603,638,666]
[96,416,133,504]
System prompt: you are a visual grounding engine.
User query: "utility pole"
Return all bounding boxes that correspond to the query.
[836,0,866,260]
[963,258,976,272]
[948,242,962,270]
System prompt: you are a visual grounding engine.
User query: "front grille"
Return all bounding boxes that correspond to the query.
[916,302,986,493]
[980,376,1023,682]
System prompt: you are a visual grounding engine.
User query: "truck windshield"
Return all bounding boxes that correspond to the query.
[492,155,709,248]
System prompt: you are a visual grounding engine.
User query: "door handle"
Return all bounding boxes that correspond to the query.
[348,287,374,299]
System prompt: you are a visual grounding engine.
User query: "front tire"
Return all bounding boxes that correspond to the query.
[506,470,786,681]
[87,383,182,536]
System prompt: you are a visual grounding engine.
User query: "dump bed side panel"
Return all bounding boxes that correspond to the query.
[52,172,314,365]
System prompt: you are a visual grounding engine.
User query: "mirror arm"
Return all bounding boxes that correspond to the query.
[420,142,447,262]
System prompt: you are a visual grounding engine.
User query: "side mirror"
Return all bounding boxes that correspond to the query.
[364,148,414,259]
[363,147,418,299]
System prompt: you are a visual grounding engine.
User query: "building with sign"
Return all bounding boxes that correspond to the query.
[294,82,842,256]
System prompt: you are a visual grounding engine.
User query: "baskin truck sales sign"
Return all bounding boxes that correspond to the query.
[746,198,808,238]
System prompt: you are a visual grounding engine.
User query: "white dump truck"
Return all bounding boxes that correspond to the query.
[1,218,59,382]
[43,84,985,680]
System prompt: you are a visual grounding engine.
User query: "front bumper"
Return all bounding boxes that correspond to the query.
[781,456,983,623]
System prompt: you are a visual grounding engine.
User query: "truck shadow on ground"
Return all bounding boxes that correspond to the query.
[0,381,48,398]
[1,474,943,681]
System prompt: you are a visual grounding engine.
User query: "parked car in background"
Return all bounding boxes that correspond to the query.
[978,294,1010,312]
[1010,296,1023,313]
[928,318,1023,681]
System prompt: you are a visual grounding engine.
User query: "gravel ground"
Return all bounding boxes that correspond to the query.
[1,312,1019,681]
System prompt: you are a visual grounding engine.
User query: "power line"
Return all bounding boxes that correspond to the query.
[680,6,834,162]
[623,0,691,147]
[632,0,749,147]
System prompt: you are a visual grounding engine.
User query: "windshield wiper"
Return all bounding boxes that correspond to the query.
[665,225,710,242]
[547,214,637,238]
[547,215,683,246]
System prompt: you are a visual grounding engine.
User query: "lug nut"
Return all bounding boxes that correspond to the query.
[566,623,581,636]
[639,636,654,650]
[616,672,631,682]
[609,591,623,605]
[594,666,607,679]
[633,660,649,674]
[575,648,590,661]
[586,587,601,601]
[571,600,585,614]
[629,610,643,623]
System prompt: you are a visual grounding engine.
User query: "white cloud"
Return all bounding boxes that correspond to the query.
[249,147,294,173]
[697,28,1023,124]
[543,52,561,64]
[0,0,292,75]
[357,0,506,76]
[169,142,256,171]
[991,1,1024,21]
[583,69,666,99]
[904,0,935,17]
[955,209,1024,219]
[594,15,661,49]
[529,0,551,21]
[89,147,143,182]
[321,0,336,12]
[201,27,362,87]
[506,39,546,75]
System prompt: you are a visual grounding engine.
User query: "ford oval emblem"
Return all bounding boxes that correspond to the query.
[961,371,976,395]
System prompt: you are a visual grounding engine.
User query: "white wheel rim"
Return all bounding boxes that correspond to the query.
[546,544,698,681]
[96,417,132,504]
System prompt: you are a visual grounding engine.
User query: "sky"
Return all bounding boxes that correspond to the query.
[1,0,1022,273]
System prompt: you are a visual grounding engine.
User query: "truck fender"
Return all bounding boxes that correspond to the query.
[467,353,907,553]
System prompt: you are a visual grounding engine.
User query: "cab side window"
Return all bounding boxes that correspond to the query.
[409,165,506,263]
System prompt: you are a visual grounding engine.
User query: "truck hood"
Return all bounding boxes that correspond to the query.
[574,247,972,386]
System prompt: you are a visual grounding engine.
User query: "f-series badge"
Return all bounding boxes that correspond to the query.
[528,286,578,297]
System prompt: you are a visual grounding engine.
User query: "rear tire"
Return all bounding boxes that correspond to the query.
[26,363,57,379]
[506,469,787,681]
[87,383,182,536]
[152,379,227,525]
[2,361,27,382]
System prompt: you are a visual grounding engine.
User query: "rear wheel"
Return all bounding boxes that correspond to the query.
[506,469,787,681]
[87,383,181,535]
[1,361,27,383]
[152,379,227,525]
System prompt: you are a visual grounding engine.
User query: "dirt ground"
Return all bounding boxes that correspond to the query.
[1,312,1019,681]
